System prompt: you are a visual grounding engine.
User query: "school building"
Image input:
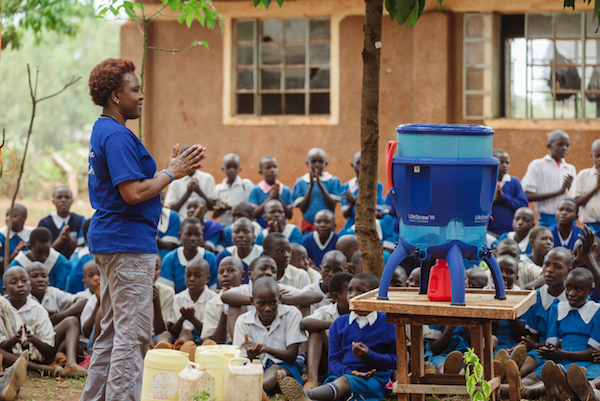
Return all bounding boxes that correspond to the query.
[121,0,600,218]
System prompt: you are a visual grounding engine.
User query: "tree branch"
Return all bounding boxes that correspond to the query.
[147,41,206,53]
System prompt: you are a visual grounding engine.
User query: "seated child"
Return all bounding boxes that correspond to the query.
[213,153,254,227]
[80,267,101,343]
[151,255,175,344]
[519,247,570,377]
[518,268,600,400]
[291,243,321,284]
[75,259,100,300]
[293,148,342,234]
[336,235,359,271]
[26,262,86,326]
[0,266,85,376]
[249,155,294,227]
[347,250,364,275]
[233,277,308,394]
[303,250,346,313]
[200,257,245,343]
[37,186,85,259]
[162,260,217,344]
[157,190,181,260]
[408,267,420,288]
[0,204,33,266]
[391,265,408,288]
[569,139,600,236]
[488,238,543,290]
[265,233,311,289]
[425,323,471,374]
[467,266,488,288]
[497,207,536,254]
[277,273,397,401]
[220,201,262,248]
[341,151,385,231]
[300,272,353,389]
[66,219,94,294]
[301,210,339,267]
[256,200,302,245]
[521,226,554,267]
[8,227,71,291]
[158,217,218,292]
[222,256,322,338]
[548,199,582,251]
[489,149,529,236]
[187,198,223,253]
[216,217,263,285]
[572,226,600,302]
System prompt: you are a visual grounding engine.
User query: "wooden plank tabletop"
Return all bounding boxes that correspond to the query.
[350,288,536,320]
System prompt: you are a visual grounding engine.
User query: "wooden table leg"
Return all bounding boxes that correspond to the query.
[482,320,496,401]
[410,325,424,401]
[396,325,408,401]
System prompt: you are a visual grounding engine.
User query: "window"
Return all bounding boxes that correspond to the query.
[506,12,600,119]
[463,13,494,119]
[233,17,331,116]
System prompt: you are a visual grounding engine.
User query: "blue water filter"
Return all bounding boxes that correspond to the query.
[378,124,506,305]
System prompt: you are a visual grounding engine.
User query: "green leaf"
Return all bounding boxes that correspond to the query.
[594,0,600,23]
[276,0,285,6]
[474,363,483,381]
[467,375,476,396]
[563,0,575,9]
[473,391,485,401]
[385,0,397,21]
[437,0,443,4]
[253,0,262,6]
[186,12,194,28]
[122,2,136,19]
[263,0,272,9]
[168,0,179,11]
[482,380,492,398]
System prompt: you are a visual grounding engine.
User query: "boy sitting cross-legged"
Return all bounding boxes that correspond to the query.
[0,266,86,376]
[278,273,397,401]
[301,272,353,389]
[233,277,308,395]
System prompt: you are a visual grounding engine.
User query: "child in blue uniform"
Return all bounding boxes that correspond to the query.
[8,227,71,291]
[293,148,342,234]
[496,207,536,255]
[220,201,262,248]
[255,200,302,245]
[341,151,385,231]
[519,268,600,400]
[301,210,339,267]
[38,187,85,259]
[216,218,263,286]
[548,199,581,251]
[249,155,294,227]
[187,198,223,253]
[158,218,217,292]
[277,273,397,401]
[157,190,180,260]
[0,204,33,266]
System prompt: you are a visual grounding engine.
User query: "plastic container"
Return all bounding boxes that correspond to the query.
[141,349,190,401]
[396,124,494,159]
[178,362,215,401]
[222,358,263,401]
[427,259,452,302]
[195,345,242,400]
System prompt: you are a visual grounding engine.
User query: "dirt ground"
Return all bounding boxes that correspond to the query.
[16,373,85,401]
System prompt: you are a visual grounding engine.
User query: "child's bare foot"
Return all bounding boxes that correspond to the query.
[173,338,185,350]
[505,359,522,401]
[567,364,599,401]
[180,341,197,362]
[303,380,317,390]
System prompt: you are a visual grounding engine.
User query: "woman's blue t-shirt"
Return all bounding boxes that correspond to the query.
[87,118,161,254]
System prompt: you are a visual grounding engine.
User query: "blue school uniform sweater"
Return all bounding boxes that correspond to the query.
[292,172,342,225]
[0,227,33,261]
[488,175,529,235]
[158,247,217,293]
[157,208,181,260]
[328,312,396,376]
[38,212,85,258]
[248,180,294,227]
[66,247,95,294]
[8,249,71,291]
[255,224,303,246]
[301,231,339,267]
[341,178,385,230]
[203,220,224,253]
[548,223,582,251]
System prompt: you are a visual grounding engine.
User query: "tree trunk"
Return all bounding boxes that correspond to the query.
[355,0,384,277]
[51,152,78,199]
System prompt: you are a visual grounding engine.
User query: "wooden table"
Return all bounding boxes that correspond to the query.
[350,288,536,401]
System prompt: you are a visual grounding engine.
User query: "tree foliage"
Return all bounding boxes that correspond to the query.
[564,0,600,24]
[1,0,94,49]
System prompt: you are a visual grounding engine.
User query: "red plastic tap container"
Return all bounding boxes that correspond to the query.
[427,259,452,302]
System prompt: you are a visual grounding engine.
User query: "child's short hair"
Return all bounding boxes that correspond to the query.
[259,155,276,169]
[353,273,379,291]
[249,255,276,272]
[546,246,573,265]
[8,203,27,219]
[30,227,52,246]
[252,276,279,296]
[529,226,551,242]
[263,232,287,253]
[219,256,244,271]
[515,207,535,221]
[82,259,98,276]
[232,201,254,216]
[547,129,569,145]
[492,149,507,158]
[559,198,579,214]
[314,209,334,221]
[330,272,353,294]
[186,259,211,276]
[568,267,594,289]
[25,261,47,274]
[180,217,202,231]
[53,186,72,198]
[222,153,241,165]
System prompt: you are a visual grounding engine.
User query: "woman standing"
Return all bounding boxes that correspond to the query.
[81,58,205,401]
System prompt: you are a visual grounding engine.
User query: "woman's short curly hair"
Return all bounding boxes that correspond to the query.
[89,58,136,107]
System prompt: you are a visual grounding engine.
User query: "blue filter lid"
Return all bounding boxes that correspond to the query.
[396,124,495,136]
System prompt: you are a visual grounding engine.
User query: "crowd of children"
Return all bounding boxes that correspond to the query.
[2,133,600,401]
